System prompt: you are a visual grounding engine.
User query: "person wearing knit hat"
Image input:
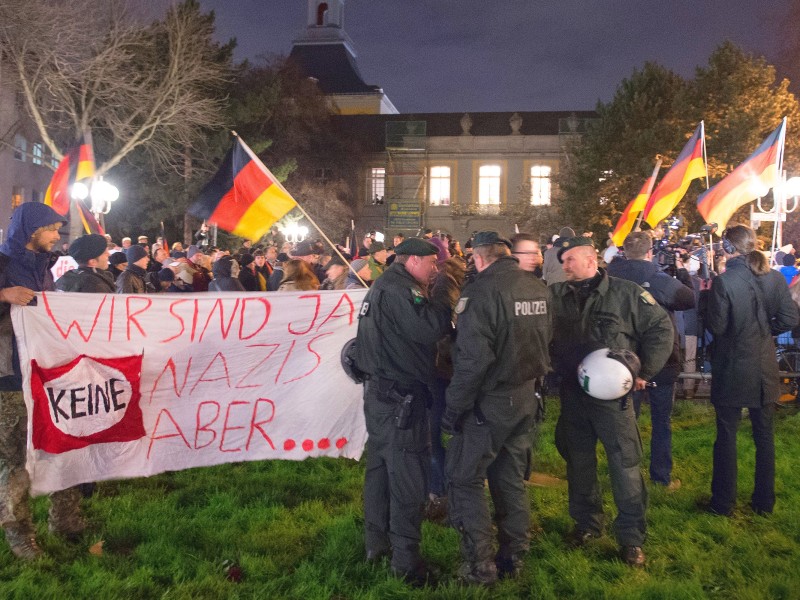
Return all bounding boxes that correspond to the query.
[367,241,388,280]
[117,244,153,294]
[345,258,372,289]
[108,251,127,281]
[542,226,578,285]
[237,253,258,291]
[57,234,116,294]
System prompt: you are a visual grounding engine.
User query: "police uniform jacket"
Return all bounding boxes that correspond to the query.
[355,262,451,387]
[56,267,116,294]
[446,256,552,414]
[550,268,673,382]
[706,255,799,407]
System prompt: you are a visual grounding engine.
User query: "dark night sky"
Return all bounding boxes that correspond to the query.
[148,1,790,113]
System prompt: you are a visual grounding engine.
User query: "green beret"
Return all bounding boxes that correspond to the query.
[394,238,438,256]
[472,230,512,249]
[557,237,595,263]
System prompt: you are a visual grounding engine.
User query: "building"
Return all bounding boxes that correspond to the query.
[0,62,54,243]
[335,111,595,242]
[289,0,398,115]
[288,1,595,244]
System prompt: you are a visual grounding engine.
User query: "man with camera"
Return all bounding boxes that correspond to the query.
[607,231,695,489]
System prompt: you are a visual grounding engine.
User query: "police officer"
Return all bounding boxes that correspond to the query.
[354,237,452,585]
[607,231,695,489]
[443,231,552,585]
[550,237,672,567]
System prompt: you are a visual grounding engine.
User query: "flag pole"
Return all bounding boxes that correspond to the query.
[232,132,368,288]
[700,121,709,190]
[634,157,663,230]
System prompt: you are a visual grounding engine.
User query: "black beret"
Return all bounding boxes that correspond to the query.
[394,238,438,256]
[557,237,595,262]
[369,241,386,254]
[109,252,128,266]
[471,231,512,249]
[69,234,108,263]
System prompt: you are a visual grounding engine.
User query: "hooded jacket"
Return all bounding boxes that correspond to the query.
[209,256,245,292]
[0,202,65,388]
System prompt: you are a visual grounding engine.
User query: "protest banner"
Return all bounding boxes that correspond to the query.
[12,289,368,495]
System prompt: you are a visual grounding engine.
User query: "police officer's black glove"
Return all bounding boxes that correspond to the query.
[441,407,463,435]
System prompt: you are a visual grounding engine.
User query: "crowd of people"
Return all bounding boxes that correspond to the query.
[0,200,798,590]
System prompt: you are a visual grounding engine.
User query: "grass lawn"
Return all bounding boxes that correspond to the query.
[2,399,800,599]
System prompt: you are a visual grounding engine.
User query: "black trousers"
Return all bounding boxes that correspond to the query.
[362,379,430,572]
[711,404,775,514]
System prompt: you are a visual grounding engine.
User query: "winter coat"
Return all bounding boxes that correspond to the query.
[209,256,245,292]
[606,257,695,382]
[706,255,799,407]
[56,267,116,294]
[0,202,64,389]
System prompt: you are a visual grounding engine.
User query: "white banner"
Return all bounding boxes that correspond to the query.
[12,289,368,495]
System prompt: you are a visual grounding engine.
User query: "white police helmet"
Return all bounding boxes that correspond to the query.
[577,348,641,400]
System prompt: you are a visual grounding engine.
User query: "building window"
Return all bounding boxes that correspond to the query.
[13,134,27,161]
[478,165,501,206]
[429,166,451,206]
[367,167,385,204]
[530,165,552,205]
[12,186,24,209]
[32,142,43,165]
[314,167,334,184]
[316,2,328,25]
[50,153,60,169]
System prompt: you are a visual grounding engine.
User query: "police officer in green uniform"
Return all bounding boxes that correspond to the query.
[443,231,552,585]
[549,237,672,567]
[354,237,452,585]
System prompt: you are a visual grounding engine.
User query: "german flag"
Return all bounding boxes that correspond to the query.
[610,162,661,247]
[44,136,95,217]
[190,138,297,241]
[642,123,707,228]
[697,119,786,229]
[76,199,104,235]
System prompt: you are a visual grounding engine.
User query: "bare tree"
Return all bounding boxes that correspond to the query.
[0,0,231,176]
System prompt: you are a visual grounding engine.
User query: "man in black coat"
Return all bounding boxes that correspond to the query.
[56,234,116,294]
[704,225,799,516]
[607,231,695,489]
[443,232,552,584]
[354,238,453,585]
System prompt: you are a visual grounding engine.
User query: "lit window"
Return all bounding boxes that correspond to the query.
[50,153,60,169]
[367,167,385,204]
[12,186,24,209]
[429,166,450,206]
[13,134,26,161]
[32,142,43,165]
[530,165,551,205]
[479,165,501,205]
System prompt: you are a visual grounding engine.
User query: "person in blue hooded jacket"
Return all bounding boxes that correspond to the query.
[0,202,87,560]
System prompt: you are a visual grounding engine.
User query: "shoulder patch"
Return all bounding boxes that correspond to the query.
[455,297,469,314]
[359,301,370,317]
[639,290,656,305]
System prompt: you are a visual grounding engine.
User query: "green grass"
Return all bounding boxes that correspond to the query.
[2,399,800,599]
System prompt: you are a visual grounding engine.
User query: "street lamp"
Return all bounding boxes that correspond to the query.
[280,222,309,243]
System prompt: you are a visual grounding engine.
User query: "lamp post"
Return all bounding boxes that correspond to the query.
[70,177,119,235]
[280,222,309,244]
[751,172,800,263]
